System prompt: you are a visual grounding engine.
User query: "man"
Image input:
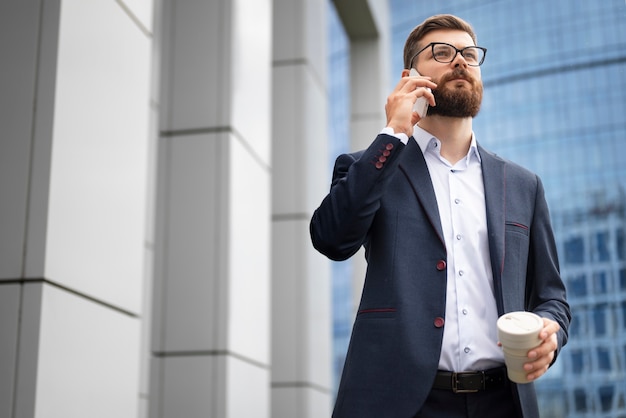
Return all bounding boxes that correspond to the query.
[310,14,570,418]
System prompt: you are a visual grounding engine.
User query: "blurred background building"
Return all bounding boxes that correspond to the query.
[1,0,624,417]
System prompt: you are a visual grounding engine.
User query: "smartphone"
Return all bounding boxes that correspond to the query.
[409,68,430,118]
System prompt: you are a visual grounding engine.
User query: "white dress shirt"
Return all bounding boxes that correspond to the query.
[382,125,506,371]
[411,126,504,372]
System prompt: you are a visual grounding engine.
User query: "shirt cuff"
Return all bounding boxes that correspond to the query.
[381,127,409,145]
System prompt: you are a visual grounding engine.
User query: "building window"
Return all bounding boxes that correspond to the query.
[592,271,608,294]
[593,304,607,336]
[571,350,585,374]
[564,236,585,264]
[617,227,625,261]
[568,274,587,298]
[570,311,582,337]
[596,347,611,371]
[574,388,587,412]
[620,268,626,291]
[594,231,611,262]
[598,385,614,412]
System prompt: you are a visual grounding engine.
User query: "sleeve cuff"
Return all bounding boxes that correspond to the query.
[380,127,409,145]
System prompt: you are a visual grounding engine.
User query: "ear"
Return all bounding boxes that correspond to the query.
[401,69,411,77]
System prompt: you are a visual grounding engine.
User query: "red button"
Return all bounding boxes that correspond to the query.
[378,156,387,163]
[375,161,383,169]
[383,150,391,157]
[385,143,394,150]
[434,317,445,328]
[436,260,446,271]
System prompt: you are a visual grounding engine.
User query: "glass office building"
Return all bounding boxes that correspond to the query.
[329,0,626,416]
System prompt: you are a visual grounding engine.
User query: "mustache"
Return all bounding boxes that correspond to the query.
[438,68,476,85]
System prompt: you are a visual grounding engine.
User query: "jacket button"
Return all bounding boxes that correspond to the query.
[385,143,394,150]
[436,260,446,271]
[434,317,445,328]
[375,161,383,169]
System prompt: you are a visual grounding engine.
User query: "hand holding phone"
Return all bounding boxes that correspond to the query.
[409,68,430,118]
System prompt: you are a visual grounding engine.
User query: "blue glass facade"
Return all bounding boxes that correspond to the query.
[329,0,626,415]
[327,1,352,395]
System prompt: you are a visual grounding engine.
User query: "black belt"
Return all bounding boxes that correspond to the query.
[432,366,508,393]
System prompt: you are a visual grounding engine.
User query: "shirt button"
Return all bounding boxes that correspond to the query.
[456,234,462,240]
[454,198,460,204]
[458,270,464,276]
[462,309,468,315]
[464,347,471,354]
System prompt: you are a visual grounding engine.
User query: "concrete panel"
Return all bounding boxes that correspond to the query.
[157,133,228,351]
[271,65,329,215]
[271,220,304,381]
[273,0,327,86]
[230,0,272,166]
[33,284,141,418]
[157,356,224,418]
[160,0,224,131]
[13,283,43,418]
[272,219,331,385]
[227,356,270,418]
[0,0,43,279]
[272,386,332,418]
[45,0,151,313]
[0,284,21,417]
[118,0,154,33]
[228,137,271,363]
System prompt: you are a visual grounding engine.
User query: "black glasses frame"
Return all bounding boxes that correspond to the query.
[410,42,487,68]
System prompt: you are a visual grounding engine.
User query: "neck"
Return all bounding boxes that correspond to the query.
[417,115,473,164]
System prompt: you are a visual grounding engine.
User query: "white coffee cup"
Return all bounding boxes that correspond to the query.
[497,311,543,384]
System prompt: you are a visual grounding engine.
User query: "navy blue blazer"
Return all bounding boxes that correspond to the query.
[310,134,570,418]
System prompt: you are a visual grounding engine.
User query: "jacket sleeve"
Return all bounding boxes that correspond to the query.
[526,175,571,362]
[310,134,405,261]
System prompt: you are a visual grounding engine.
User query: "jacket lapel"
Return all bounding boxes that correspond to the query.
[479,145,506,314]
[399,138,445,247]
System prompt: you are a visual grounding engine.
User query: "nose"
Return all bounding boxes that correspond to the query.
[452,52,469,68]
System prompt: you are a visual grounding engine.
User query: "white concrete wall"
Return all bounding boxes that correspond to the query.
[0,0,391,416]
[0,0,154,417]
[271,0,334,416]
[150,0,272,417]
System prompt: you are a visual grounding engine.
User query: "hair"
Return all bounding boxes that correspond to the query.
[403,14,478,69]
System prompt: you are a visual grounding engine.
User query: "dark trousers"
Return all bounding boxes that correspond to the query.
[415,385,523,418]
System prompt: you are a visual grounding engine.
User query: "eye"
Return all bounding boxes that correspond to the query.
[463,50,478,61]
[433,46,453,59]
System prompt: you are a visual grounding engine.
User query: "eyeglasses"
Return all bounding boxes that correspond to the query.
[410,42,487,67]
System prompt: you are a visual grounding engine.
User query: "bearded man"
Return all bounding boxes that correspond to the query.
[310,14,570,418]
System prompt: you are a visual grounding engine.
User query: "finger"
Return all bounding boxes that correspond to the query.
[402,76,437,92]
[528,333,557,359]
[539,318,560,340]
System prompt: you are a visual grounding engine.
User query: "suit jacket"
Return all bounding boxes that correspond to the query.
[310,133,571,418]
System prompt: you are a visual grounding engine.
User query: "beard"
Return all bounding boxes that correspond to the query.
[427,68,483,118]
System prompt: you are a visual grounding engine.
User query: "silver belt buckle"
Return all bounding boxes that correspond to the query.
[451,371,483,393]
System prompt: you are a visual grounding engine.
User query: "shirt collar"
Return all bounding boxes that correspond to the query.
[412,125,482,164]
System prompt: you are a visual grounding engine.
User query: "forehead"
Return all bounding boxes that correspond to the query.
[420,29,475,48]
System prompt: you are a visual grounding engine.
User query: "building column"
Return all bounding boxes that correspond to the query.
[150,0,272,417]
[333,0,391,314]
[0,0,153,417]
[271,0,333,416]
